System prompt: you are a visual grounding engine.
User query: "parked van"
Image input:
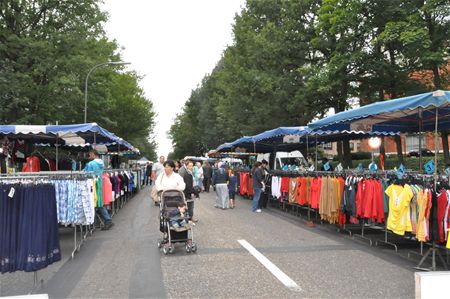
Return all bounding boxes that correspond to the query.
[258,150,308,170]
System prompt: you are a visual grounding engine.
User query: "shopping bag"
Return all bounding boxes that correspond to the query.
[151,186,159,203]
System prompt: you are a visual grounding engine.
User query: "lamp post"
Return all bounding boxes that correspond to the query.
[84,61,130,123]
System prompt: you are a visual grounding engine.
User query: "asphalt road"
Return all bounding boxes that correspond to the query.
[1,186,419,298]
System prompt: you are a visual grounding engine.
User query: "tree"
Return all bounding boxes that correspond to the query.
[0,0,158,157]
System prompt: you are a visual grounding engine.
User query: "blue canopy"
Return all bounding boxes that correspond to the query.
[309,90,450,133]
[252,126,310,143]
[0,123,138,152]
[215,126,398,153]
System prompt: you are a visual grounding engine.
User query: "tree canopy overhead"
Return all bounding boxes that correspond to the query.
[170,0,449,160]
[0,0,157,160]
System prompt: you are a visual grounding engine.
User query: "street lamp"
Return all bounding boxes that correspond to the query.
[84,61,131,123]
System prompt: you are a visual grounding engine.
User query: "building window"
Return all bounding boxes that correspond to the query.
[323,142,333,150]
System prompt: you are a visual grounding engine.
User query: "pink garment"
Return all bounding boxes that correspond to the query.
[102,173,113,205]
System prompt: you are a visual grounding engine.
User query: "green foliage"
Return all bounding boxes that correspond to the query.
[0,0,157,158]
[169,0,449,157]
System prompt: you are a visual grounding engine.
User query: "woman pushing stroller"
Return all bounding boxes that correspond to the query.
[155,160,185,192]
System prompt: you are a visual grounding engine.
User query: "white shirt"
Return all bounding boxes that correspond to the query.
[155,172,186,192]
[153,162,164,179]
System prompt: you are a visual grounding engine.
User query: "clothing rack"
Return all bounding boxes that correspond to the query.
[265,170,450,271]
[0,171,95,260]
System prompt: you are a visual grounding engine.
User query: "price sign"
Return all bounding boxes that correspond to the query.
[424,160,435,175]
[369,162,377,173]
[397,164,405,179]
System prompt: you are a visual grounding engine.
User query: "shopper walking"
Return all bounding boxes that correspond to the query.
[179,160,197,222]
[228,168,237,209]
[84,149,114,230]
[155,160,185,192]
[152,156,165,181]
[212,162,229,209]
[145,162,152,185]
[194,161,204,192]
[259,159,270,209]
[202,160,212,192]
[251,161,264,213]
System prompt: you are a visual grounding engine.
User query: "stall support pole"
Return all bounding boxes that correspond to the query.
[414,242,448,271]
[338,223,353,236]
[30,271,43,294]
[418,108,423,170]
[375,223,398,252]
[408,242,424,259]
[434,107,438,180]
[55,132,59,171]
[353,220,373,246]
[71,225,78,259]
[315,135,318,170]
[306,134,309,163]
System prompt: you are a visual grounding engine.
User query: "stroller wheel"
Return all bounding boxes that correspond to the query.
[169,246,175,254]
[191,243,197,253]
[157,240,162,248]
[185,243,191,253]
[162,246,169,255]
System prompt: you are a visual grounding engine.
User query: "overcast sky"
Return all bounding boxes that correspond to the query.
[101,0,246,158]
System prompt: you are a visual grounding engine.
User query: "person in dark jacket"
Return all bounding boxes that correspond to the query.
[202,161,213,192]
[259,159,270,209]
[145,162,152,185]
[251,161,264,213]
[228,168,237,209]
[179,160,197,222]
[212,162,229,209]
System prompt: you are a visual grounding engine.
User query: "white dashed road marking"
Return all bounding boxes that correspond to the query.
[238,239,301,292]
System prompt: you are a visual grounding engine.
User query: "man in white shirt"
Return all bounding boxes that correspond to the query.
[152,155,165,181]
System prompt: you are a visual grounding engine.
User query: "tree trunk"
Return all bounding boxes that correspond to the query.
[394,135,404,164]
[337,141,344,164]
[441,130,449,166]
[343,140,352,168]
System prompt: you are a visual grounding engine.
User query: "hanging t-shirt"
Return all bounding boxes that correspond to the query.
[385,184,414,235]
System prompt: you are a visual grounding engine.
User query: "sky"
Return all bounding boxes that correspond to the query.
[101,0,246,158]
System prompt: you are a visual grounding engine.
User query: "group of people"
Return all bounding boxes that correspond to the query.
[150,155,271,232]
[153,157,200,223]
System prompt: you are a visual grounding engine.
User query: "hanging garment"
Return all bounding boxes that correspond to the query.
[309,177,321,209]
[0,183,61,273]
[102,173,113,205]
[385,184,414,236]
[22,156,41,172]
[288,177,298,203]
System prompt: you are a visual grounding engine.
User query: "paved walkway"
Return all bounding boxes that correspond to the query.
[1,186,418,298]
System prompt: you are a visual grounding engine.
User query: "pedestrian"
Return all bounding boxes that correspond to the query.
[212,162,229,209]
[179,160,197,222]
[251,161,264,213]
[84,149,114,230]
[174,160,181,173]
[228,168,237,209]
[155,160,185,192]
[194,161,204,192]
[145,162,152,185]
[152,155,165,182]
[202,160,212,192]
[259,159,270,209]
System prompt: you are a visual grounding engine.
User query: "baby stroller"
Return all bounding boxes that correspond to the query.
[157,189,197,254]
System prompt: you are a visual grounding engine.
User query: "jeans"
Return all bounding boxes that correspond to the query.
[97,206,112,225]
[187,200,194,219]
[170,219,186,228]
[252,187,262,212]
[259,192,268,209]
